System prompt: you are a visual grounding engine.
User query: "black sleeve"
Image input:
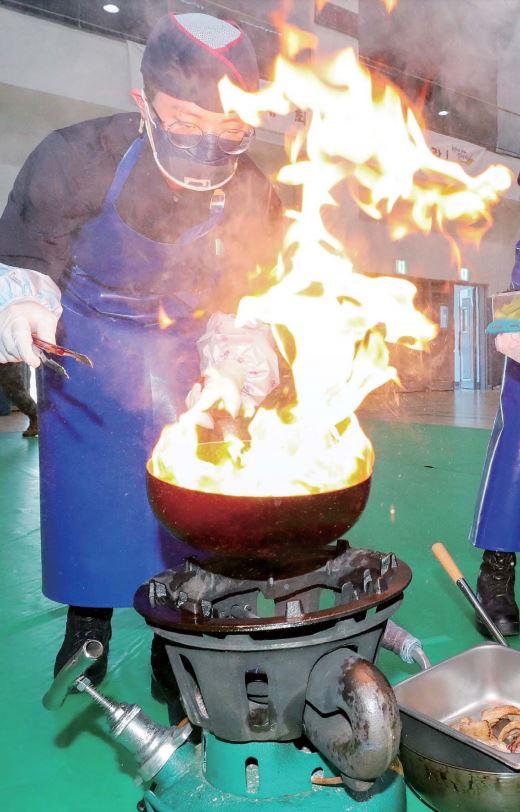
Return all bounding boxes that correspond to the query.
[0,130,94,283]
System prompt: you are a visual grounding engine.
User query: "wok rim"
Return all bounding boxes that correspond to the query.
[146,458,372,501]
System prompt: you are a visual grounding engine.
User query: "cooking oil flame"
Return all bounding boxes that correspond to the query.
[158,304,175,329]
[150,40,510,497]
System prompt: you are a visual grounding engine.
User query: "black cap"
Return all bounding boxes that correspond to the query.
[141,13,259,112]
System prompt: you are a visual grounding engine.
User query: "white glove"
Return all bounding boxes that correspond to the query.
[186,361,245,429]
[0,301,59,366]
[495,332,520,364]
[186,312,280,421]
[0,264,62,367]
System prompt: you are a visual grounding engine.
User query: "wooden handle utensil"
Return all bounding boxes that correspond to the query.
[432,542,508,647]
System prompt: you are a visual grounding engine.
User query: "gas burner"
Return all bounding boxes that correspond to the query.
[46,467,412,808]
[135,468,413,796]
[135,542,411,777]
[135,542,411,633]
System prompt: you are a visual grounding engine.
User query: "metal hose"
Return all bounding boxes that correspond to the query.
[410,644,431,671]
[382,619,431,670]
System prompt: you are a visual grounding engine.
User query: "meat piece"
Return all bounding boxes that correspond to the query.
[491,716,520,738]
[453,720,493,743]
[450,716,473,730]
[481,705,520,725]
[450,707,520,754]
[498,721,520,744]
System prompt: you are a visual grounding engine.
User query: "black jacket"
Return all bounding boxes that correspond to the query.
[0,113,282,311]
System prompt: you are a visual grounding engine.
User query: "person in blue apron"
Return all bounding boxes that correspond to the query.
[470,238,520,637]
[0,362,38,436]
[0,13,282,696]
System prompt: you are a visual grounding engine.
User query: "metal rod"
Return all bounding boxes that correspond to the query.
[42,640,104,709]
[457,579,509,648]
[75,677,119,714]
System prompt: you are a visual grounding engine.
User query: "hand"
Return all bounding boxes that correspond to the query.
[0,301,59,367]
[185,361,245,429]
[496,332,520,365]
[196,313,279,405]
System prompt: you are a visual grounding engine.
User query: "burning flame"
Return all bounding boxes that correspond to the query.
[158,304,175,329]
[150,44,510,498]
[316,0,398,14]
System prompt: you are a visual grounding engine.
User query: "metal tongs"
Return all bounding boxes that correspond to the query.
[32,335,93,380]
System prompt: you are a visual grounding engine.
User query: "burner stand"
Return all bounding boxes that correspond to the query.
[135,543,411,801]
[137,546,410,744]
[142,731,406,811]
[44,544,411,812]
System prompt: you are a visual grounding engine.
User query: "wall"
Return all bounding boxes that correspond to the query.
[346,199,520,296]
[0,7,136,108]
[497,10,520,157]
[0,7,140,206]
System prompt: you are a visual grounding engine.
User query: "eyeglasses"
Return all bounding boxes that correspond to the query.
[147,100,255,156]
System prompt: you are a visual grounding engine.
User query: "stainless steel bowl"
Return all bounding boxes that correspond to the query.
[394,643,520,811]
[394,643,520,771]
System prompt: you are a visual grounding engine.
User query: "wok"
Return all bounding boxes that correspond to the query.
[147,460,371,568]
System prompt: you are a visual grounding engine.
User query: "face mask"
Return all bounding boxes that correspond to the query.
[142,93,239,191]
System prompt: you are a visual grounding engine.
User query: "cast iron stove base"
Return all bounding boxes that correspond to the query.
[135,543,410,763]
[142,732,406,811]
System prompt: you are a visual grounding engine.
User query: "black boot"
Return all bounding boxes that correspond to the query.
[54,606,113,686]
[22,416,38,438]
[476,551,519,637]
[150,635,184,723]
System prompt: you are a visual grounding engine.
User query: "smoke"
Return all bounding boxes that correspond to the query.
[359,0,514,91]
[358,0,520,155]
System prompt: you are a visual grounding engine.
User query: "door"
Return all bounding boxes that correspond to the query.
[455,285,477,389]
[428,280,455,390]
[387,278,454,391]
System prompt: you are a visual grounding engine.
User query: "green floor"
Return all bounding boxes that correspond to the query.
[0,419,513,811]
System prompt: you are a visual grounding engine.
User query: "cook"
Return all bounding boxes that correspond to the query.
[471,236,520,637]
[0,12,282,697]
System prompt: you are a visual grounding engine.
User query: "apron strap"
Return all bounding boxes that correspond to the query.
[175,190,226,249]
[102,136,226,247]
[103,137,145,208]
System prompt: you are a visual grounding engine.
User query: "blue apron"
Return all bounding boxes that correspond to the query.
[471,241,520,552]
[38,137,225,607]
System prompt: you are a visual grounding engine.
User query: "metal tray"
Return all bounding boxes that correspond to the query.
[394,643,520,771]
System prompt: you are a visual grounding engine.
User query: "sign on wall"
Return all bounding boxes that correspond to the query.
[427,129,520,203]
